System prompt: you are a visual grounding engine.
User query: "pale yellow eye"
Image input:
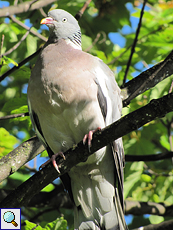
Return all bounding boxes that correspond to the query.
[62,17,68,22]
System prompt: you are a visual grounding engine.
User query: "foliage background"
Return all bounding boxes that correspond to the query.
[0,0,173,229]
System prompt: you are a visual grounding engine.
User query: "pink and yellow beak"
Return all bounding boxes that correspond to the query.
[40,17,54,25]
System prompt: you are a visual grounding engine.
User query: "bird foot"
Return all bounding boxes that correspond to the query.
[39,152,66,173]
[83,127,101,151]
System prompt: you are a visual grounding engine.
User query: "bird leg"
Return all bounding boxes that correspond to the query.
[39,152,66,173]
[83,127,101,151]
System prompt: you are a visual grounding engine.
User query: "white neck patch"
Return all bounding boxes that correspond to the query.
[65,39,82,50]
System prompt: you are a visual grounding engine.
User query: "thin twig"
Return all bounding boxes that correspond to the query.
[122,0,147,86]
[0,30,30,58]
[0,112,29,120]
[14,0,19,6]
[75,0,92,20]
[24,164,37,173]
[84,31,106,52]
[144,163,171,177]
[0,34,5,72]
[9,15,47,42]
[39,8,47,17]
[169,80,173,93]
[0,48,41,82]
[122,49,173,106]
[108,25,164,65]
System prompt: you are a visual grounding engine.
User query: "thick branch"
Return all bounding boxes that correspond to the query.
[132,219,173,230]
[0,0,56,18]
[2,188,173,217]
[125,200,173,217]
[0,136,44,182]
[1,92,173,208]
[1,141,172,183]
[121,50,173,106]
[27,191,173,217]
[125,151,173,162]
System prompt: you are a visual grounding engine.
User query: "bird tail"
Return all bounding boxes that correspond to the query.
[74,188,128,230]
[69,146,128,230]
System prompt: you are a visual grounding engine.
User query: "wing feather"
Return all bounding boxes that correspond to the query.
[96,60,125,211]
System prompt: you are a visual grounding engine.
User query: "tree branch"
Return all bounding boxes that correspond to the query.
[9,15,47,42]
[1,140,172,183]
[1,30,30,58]
[132,219,173,230]
[125,200,173,216]
[121,50,173,106]
[0,136,44,182]
[27,191,173,217]
[75,0,92,20]
[2,187,173,219]
[125,151,173,162]
[0,47,41,82]
[0,0,56,18]
[1,92,173,208]
[0,112,29,120]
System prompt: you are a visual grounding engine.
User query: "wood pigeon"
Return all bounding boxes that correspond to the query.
[27,9,128,230]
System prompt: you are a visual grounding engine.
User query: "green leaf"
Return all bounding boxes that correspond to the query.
[2,56,18,66]
[2,94,27,113]
[40,150,48,157]
[124,170,143,198]
[26,34,38,56]
[130,161,144,171]
[40,217,67,230]
[152,194,160,203]
[54,217,67,230]
[149,215,164,224]
[0,128,18,158]
[11,105,28,114]
[141,174,151,183]
[82,35,93,51]
[10,171,31,183]
[160,135,170,150]
[41,183,55,192]
[23,220,42,230]
[12,66,31,80]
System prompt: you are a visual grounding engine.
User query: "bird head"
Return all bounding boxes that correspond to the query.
[41,9,81,47]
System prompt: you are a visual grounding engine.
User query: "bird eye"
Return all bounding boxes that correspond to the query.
[62,17,67,22]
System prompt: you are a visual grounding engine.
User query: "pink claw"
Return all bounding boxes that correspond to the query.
[39,152,66,173]
[83,127,101,151]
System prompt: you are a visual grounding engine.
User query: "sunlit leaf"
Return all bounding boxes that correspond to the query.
[149,215,164,224]
[0,128,18,158]
[2,56,18,66]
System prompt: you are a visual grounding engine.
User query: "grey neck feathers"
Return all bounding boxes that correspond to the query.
[47,30,82,48]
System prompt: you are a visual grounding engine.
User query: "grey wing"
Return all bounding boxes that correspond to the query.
[96,59,125,210]
[27,98,50,153]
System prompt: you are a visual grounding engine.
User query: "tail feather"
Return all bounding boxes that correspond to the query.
[69,146,128,230]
